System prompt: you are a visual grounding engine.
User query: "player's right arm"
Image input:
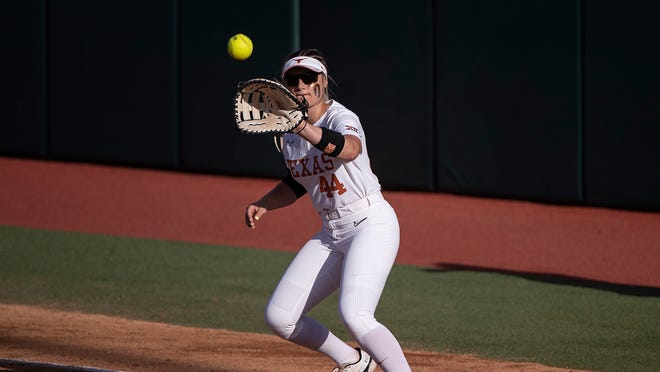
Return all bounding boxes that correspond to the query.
[245,175,307,229]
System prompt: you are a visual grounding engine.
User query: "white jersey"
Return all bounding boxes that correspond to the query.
[281,100,381,213]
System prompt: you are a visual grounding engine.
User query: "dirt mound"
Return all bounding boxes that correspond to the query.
[0,304,588,372]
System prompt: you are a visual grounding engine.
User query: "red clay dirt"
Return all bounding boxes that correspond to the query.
[1,156,659,371]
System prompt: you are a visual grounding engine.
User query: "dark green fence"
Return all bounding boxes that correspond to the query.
[1,0,658,210]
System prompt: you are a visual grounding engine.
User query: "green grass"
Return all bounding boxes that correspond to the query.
[1,225,659,372]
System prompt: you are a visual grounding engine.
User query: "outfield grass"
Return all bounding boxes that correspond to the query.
[1,225,658,372]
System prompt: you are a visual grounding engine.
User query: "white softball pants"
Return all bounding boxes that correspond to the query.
[264,197,410,371]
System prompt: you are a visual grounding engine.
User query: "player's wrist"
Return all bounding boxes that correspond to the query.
[314,127,345,157]
[293,121,308,135]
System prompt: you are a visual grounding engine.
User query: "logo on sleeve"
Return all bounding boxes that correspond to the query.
[345,125,359,134]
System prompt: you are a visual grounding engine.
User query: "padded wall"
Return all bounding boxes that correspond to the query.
[1,0,658,211]
[48,0,177,167]
[583,1,660,210]
[434,1,580,202]
[179,0,295,178]
[0,0,47,156]
[301,0,435,190]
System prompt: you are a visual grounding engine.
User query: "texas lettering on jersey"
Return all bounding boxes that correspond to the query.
[286,153,347,197]
[286,153,335,177]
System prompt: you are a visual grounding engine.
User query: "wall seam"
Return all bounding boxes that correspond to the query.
[292,0,301,51]
[429,0,438,191]
[41,0,50,157]
[577,0,585,203]
[172,0,181,168]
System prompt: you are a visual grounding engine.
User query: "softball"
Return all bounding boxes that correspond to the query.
[227,33,253,61]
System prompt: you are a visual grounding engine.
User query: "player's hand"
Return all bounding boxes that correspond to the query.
[245,204,267,229]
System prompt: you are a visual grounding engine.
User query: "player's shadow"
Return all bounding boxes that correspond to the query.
[426,263,660,297]
[0,358,118,372]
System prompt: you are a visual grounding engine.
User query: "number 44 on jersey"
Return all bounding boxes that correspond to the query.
[319,173,346,197]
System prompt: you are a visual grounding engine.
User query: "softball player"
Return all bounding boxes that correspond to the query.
[245,49,411,372]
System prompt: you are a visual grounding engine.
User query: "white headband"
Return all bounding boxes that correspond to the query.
[281,56,327,78]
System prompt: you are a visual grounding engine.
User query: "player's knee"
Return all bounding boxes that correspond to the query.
[338,306,379,339]
[264,301,297,339]
[338,281,382,337]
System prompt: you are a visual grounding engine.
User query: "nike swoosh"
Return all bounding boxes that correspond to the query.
[353,217,368,227]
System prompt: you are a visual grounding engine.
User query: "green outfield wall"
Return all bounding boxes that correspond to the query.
[1,0,658,210]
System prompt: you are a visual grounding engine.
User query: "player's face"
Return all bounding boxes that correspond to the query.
[284,67,326,105]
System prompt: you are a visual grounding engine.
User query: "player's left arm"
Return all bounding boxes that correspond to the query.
[295,125,361,161]
[337,134,361,160]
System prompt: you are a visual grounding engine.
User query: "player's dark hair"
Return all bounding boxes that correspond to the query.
[284,48,337,99]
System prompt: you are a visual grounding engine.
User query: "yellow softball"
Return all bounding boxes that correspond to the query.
[227,33,253,61]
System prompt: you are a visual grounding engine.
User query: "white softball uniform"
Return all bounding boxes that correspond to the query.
[264,100,409,370]
[280,101,381,214]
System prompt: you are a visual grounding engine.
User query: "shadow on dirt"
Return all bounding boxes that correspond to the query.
[0,359,123,372]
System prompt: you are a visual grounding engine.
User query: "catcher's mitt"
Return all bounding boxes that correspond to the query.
[234,78,308,134]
